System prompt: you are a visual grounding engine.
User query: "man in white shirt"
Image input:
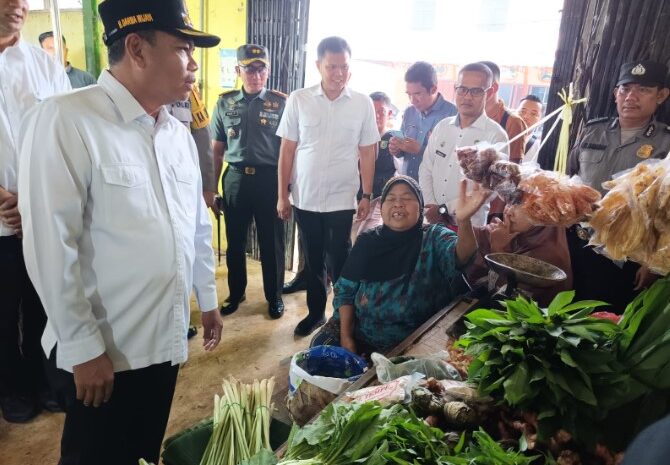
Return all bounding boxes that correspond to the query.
[276,36,379,337]
[0,0,71,424]
[516,94,544,165]
[419,62,509,227]
[18,0,222,463]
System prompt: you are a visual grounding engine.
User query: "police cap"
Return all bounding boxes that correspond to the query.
[616,60,668,88]
[99,0,220,48]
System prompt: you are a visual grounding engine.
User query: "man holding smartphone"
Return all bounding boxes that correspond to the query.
[389,61,456,181]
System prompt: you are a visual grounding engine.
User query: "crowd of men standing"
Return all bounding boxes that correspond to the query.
[1,0,670,463]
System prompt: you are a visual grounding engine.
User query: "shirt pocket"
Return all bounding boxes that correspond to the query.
[171,163,198,219]
[299,115,320,144]
[578,147,606,166]
[100,164,151,226]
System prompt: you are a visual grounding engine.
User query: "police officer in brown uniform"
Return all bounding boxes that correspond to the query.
[212,44,286,319]
[568,60,670,312]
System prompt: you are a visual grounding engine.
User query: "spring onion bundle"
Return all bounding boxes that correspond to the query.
[200,377,276,465]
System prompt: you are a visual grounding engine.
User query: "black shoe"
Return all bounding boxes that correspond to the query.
[220,294,246,316]
[294,315,327,337]
[268,298,285,319]
[187,325,198,339]
[282,274,307,294]
[0,395,40,423]
[38,390,63,413]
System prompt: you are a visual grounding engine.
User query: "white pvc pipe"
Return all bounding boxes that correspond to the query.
[49,0,64,66]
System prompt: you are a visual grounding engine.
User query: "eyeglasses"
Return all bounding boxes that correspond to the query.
[240,65,268,76]
[454,86,490,97]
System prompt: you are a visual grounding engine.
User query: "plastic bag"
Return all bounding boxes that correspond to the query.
[456,145,527,204]
[372,351,462,384]
[342,373,424,406]
[286,346,367,426]
[288,346,367,395]
[518,171,601,226]
[588,159,670,274]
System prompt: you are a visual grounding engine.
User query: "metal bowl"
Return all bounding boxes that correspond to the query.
[484,253,567,289]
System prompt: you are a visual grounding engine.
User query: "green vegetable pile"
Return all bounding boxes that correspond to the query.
[457,276,670,445]
[282,402,449,465]
[242,402,540,465]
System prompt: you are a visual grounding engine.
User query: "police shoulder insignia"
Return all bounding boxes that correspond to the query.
[637,144,654,159]
[380,141,388,150]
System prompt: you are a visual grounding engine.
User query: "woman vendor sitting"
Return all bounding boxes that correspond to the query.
[467,205,573,307]
[311,175,490,355]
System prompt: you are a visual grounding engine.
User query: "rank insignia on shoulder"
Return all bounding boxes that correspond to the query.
[644,124,656,137]
[637,144,654,159]
[227,128,237,138]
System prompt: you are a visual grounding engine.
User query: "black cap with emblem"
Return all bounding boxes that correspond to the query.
[237,44,270,66]
[98,0,220,48]
[616,60,668,88]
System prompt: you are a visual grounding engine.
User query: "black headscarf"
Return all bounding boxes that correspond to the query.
[341,175,425,284]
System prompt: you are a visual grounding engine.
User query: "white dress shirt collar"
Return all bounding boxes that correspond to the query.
[311,82,352,101]
[452,112,489,131]
[98,69,172,126]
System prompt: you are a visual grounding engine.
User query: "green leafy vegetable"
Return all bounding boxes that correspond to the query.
[456,292,617,442]
[438,429,540,465]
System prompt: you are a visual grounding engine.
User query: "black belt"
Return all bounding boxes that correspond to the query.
[228,164,277,175]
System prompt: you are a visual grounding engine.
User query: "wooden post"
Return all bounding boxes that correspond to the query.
[82,0,102,77]
[539,0,670,170]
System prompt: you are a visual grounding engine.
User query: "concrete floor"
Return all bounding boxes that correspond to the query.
[0,260,326,465]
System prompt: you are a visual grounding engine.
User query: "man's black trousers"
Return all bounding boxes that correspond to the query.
[48,351,179,465]
[293,208,354,319]
[222,166,286,302]
[567,227,640,314]
[0,234,47,397]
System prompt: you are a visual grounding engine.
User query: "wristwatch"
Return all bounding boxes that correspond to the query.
[361,193,372,200]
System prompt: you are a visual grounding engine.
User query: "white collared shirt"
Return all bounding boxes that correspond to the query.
[18,70,218,373]
[276,84,380,212]
[0,38,71,236]
[419,113,509,226]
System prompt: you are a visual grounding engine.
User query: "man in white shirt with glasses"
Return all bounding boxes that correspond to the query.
[419,62,508,227]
